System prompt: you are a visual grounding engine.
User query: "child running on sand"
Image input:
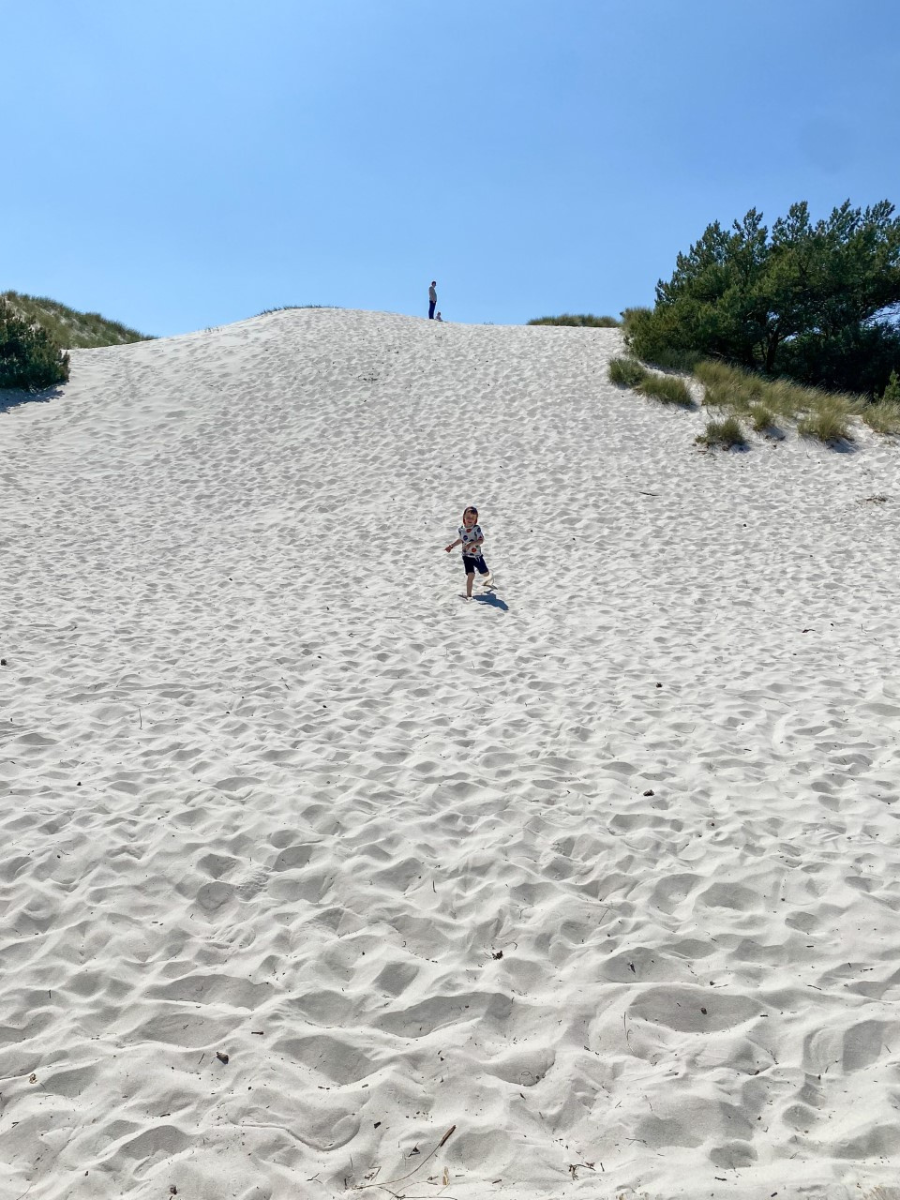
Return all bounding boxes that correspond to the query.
[445,505,493,599]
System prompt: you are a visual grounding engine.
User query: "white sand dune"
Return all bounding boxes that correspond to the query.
[3,308,900,1200]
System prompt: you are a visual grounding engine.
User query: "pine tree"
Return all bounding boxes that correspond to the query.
[626,200,900,394]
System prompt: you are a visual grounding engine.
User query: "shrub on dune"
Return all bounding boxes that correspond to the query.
[0,298,69,390]
[620,306,652,337]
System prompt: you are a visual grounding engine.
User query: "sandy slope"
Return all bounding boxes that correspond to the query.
[2,308,900,1200]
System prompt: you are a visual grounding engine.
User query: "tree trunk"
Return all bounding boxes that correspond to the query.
[764,333,780,374]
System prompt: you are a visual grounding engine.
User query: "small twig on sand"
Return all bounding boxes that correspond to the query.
[354,1125,457,1193]
[380,1193,462,1200]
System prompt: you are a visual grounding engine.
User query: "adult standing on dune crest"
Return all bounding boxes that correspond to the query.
[428,280,437,319]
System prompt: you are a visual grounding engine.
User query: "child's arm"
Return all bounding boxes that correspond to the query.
[445,537,461,552]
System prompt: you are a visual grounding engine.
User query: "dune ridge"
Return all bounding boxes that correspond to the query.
[2,308,900,1199]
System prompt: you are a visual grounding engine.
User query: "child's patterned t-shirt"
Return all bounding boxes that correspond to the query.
[458,524,484,557]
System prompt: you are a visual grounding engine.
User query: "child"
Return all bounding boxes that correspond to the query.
[445,505,493,599]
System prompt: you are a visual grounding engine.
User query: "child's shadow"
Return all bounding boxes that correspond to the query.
[473,592,509,611]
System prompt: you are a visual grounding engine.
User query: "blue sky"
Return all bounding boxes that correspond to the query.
[5,0,900,336]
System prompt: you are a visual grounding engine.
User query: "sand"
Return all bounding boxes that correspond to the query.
[2,307,900,1200]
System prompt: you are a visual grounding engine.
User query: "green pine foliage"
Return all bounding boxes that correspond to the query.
[528,314,620,327]
[619,310,700,371]
[620,307,651,335]
[884,370,900,402]
[1,291,150,349]
[0,298,70,389]
[626,200,900,396]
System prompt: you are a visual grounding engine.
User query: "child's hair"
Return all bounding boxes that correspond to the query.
[462,505,478,521]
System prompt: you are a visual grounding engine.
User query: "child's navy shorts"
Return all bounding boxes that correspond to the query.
[462,554,489,575]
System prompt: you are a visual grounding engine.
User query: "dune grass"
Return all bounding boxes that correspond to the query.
[257,304,337,315]
[609,357,693,406]
[696,416,747,449]
[1,291,150,348]
[797,405,854,444]
[862,401,900,435]
[528,313,620,327]
[695,359,865,445]
[608,357,647,388]
[612,347,897,450]
[644,347,703,373]
[638,373,694,407]
[748,403,778,434]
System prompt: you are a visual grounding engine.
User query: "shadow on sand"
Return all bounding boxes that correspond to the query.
[473,592,509,612]
[0,385,64,415]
